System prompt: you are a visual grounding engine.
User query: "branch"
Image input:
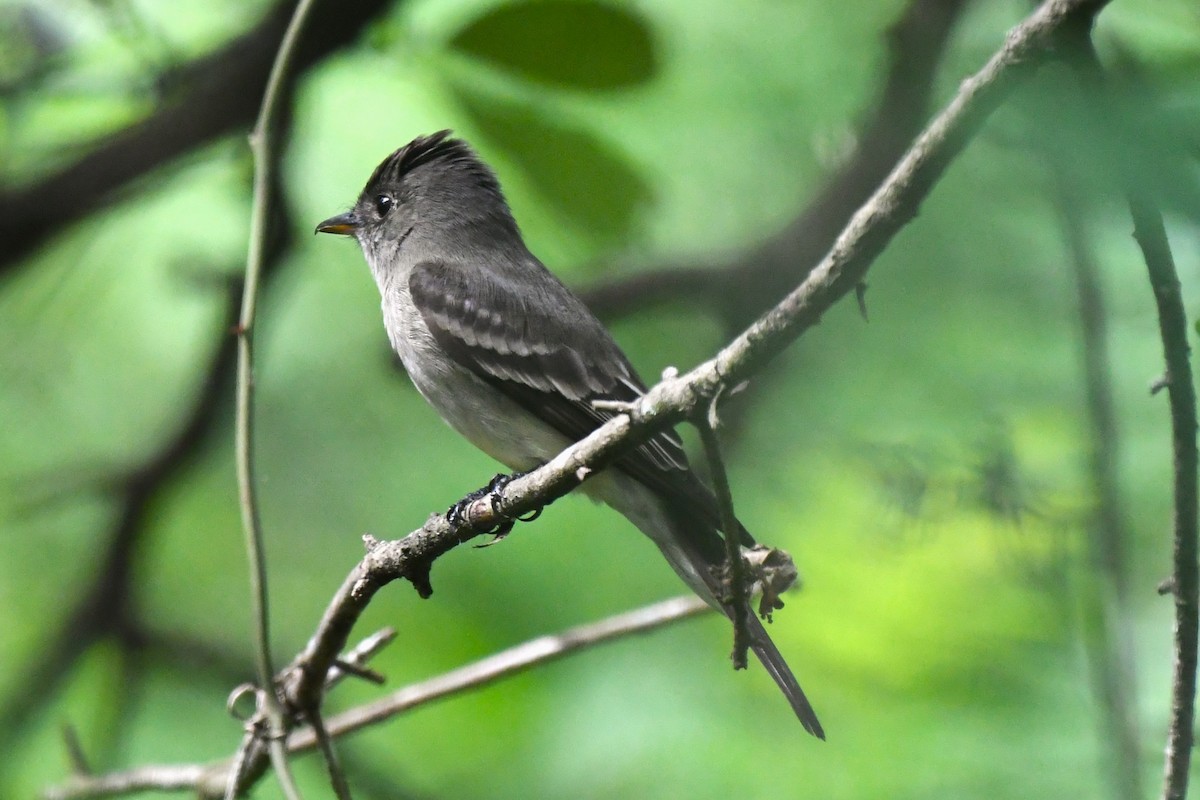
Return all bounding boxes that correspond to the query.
[43,596,710,800]
[230,0,321,797]
[0,0,394,273]
[696,397,752,668]
[1133,190,1198,800]
[1054,168,1143,798]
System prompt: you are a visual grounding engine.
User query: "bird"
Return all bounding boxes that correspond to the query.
[316,130,823,737]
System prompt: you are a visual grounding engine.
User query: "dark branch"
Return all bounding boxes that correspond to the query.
[0,0,393,273]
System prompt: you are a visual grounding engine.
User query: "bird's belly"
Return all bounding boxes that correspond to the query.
[389,313,569,472]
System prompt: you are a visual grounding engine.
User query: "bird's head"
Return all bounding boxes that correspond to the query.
[316,130,519,269]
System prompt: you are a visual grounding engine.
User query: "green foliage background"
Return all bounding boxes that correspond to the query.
[1,0,1198,797]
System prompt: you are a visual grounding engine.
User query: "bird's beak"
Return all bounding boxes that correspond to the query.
[315,211,360,236]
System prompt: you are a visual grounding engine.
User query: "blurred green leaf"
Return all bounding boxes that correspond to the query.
[449,0,657,91]
[451,85,652,245]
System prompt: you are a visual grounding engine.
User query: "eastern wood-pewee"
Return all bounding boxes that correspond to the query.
[317,131,823,737]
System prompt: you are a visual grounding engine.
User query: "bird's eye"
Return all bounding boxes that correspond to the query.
[374,194,394,217]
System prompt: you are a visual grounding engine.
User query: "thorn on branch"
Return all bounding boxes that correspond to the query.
[855,281,870,321]
[1151,373,1171,395]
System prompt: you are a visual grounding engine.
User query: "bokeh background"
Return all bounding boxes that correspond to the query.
[2,0,1199,797]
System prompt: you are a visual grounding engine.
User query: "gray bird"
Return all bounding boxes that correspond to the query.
[317,130,822,738]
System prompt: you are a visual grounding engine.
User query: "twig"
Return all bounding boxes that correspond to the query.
[324,629,396,691]
[695,395,751,668]
[306,711,352,800]
[44,763,209,800]
[61,725,92,777]
[1131,192,1200,800]
[233,0,319,796]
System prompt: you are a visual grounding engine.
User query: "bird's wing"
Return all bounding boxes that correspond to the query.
[408,258,729,523]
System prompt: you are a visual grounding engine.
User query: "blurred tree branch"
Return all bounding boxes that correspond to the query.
[4,95,298,793]
[0,0,393,273]
[1054,170,1143,799]
[581,0,968,330]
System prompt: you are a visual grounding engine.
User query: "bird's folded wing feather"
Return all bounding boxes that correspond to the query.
[407,258,730,523]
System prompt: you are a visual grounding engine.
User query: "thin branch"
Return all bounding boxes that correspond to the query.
[43,763,209,800]
[43,596,711,800]
[303,595,712,744]
[232,0,319,796]
[1130,190,1200,800]
[307,710,352,800]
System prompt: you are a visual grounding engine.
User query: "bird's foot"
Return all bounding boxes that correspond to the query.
[446,471,544,544]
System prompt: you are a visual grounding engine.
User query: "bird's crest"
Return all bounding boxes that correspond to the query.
[366,130,496,192]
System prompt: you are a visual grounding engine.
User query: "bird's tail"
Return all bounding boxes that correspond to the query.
[744,611,825,739]
[587,470,824,737]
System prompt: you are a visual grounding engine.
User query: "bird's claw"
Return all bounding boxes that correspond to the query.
[445,471,544,543]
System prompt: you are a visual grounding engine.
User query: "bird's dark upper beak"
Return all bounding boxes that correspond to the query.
[315,211,360,236]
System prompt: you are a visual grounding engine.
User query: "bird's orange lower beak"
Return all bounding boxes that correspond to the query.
[315,211,360,235]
